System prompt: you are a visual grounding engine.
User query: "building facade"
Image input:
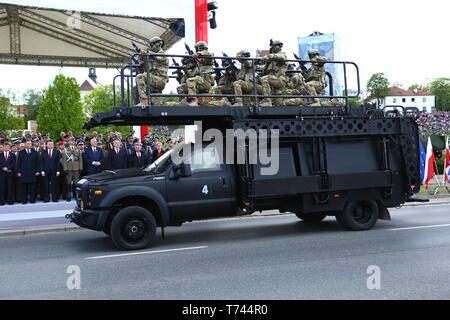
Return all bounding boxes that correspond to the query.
[382,87,435,113]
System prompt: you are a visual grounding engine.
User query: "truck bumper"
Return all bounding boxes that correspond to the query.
[66,206,110,231]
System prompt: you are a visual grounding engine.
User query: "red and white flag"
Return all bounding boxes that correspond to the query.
[423,137,435,189]
[444,137,450,184]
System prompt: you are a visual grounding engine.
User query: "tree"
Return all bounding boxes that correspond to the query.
[83,84,132,136]
[407,83,429,92]
[37,74,85,139]
[0,90,25,131]
[366,73,390,108]
[22,89,43,122]
[428,78,450,111]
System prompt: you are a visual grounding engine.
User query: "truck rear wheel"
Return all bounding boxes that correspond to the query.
[110,206,157,250]
[335,200,378,231]
[295,212,327,223]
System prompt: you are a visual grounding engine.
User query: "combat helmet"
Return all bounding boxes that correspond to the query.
[308,49,320,57]
[148,36,164,48]
[195,41,208,51]
[236,50,250,58]
[271,40,283,46]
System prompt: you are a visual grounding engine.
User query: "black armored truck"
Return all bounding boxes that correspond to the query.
[66,53,421,250]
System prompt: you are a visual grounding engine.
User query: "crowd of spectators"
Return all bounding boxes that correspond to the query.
[413,111,450,136]
[0,127,183,205]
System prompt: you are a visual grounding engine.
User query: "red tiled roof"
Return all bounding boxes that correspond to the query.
[80,80,95,91]
[387,87,432,96]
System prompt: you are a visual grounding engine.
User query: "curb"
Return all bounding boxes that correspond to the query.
[0,225,81,238]
[0,200,449,238]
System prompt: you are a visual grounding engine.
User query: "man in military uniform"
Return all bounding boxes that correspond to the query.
[210,58,238,106]
[232,50,264,107]
[283,63,307,106]
[135,36,170,106]
[62,137,83,201]
[179,41,215,106]
[304,49,328,107]
[259,40,288,107]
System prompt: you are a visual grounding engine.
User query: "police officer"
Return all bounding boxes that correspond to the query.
[135,36,170,106]
[259,40,288,107]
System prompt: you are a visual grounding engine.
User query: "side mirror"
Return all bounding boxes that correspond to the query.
[179,163,192,177]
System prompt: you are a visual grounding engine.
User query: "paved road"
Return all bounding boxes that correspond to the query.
[0,205,449,299]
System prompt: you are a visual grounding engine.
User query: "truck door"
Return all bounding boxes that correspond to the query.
[166,148,236,220]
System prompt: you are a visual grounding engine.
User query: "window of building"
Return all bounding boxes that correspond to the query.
[411,98,415,102]
[422,107,427,112]
[423,97,426,103]
[402,98,406,103]
[393,98,397,103]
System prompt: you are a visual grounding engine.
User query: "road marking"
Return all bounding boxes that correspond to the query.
[388,223,450,231]
[86,245,208,260]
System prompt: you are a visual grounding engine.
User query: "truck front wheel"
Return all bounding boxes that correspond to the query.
[110,206,157,250]
[335,200,379,231]
[295,212,327,223]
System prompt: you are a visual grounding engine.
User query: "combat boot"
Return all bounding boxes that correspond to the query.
[309,98,321,107]
[233,98,244,107]
[258,98,272,107]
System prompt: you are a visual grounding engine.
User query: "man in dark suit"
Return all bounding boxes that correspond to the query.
[0,142,16,205]
[17,140,40,204]
[83,138,104,175]
[128,142,149,168]
[40,140,61,202]
[109,139,128,170]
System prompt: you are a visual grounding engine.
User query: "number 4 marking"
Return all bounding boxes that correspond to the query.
[202,185,209,195]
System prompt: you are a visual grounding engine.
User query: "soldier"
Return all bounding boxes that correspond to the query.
[232,50,264,107]
[135,36,170,106]
[180,41,215,106]
[62,137,83,201]
[283,63,307,106]
[304,49,328,107]
[259,40,288,107]
[176,57,198,106]
[210,58,238,106]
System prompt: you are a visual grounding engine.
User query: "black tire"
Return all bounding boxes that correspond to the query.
[295,212,327,223]
[110,206,157,250]
[335,200,379,231]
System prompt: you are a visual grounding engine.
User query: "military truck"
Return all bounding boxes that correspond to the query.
[66,54,421,250]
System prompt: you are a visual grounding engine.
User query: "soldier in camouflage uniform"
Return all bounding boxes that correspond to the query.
[258,40,288,107]
[135,36,169,106]
[176,57,198,106]
[209,59,238,106]
[182,41,216,106]
[232,50,264,107]
[283,63,307,106]
[304,49,328,107]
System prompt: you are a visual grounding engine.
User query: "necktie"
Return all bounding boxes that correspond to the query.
[4,152,8,162]
[137,152,141,159]
[49,150,52,159]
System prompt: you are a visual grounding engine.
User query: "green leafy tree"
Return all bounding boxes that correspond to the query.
[22,89,43,122]
[83,84,132,136]
[37,74,85,139]
[0,90,25,132]
[428,78,450,111]
[366,73,390,108]
[407,83,429,92]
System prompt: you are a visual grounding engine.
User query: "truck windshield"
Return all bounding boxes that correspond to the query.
[143,148,173,174]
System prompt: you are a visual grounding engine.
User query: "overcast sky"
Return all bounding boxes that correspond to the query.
[1,0,449,102]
